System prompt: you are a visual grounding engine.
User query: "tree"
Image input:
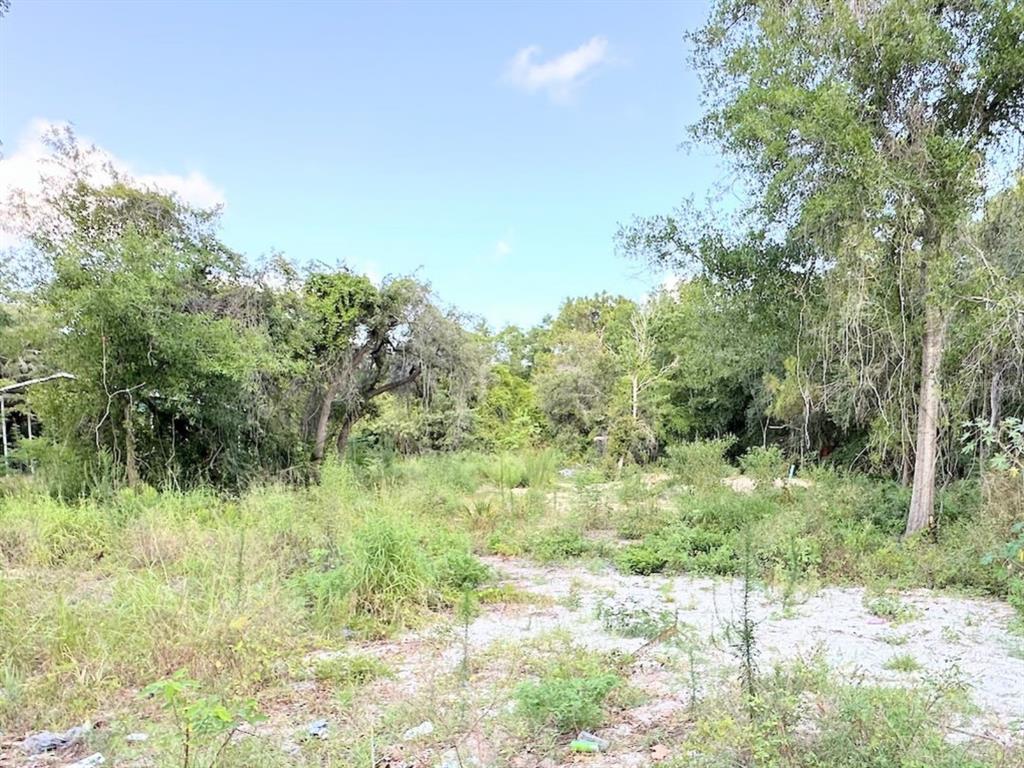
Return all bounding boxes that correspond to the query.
[532,295,635,453]
[24,185,286,489]
[302,272,480,464]
[474,364,545,450]
[608,300,677,466]
[686,0,1024,534]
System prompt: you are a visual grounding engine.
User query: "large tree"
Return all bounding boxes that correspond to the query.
[685,0,1024,534]
[302,272,479,464]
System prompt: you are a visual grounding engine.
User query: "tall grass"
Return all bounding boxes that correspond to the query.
[0,451,541,732]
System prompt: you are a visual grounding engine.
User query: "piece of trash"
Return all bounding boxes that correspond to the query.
[305,719,329,739]
[69,754,105,768]
[125,732,149,743]
[21,723,90,754]
[402,720,434,740]
[573,730,609,752]
[558,468,576,478]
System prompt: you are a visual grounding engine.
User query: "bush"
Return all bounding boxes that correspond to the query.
[528,527,589,562]
[616,544,668,575]
[516,673,620,731]
[738,445,788,484]
[435,549,492,591]
[665,437,736,490]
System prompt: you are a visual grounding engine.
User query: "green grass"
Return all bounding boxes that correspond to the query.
[0,444,1021,761]
[667,657,1015,767]
[883,653,922,673]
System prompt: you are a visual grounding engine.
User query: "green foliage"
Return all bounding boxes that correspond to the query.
[665,437,736,490]
[479,449,559,490]
[516,667,618,733]
[595,598,674,639]
[143,670,265,768]
[882,653,922,673]
[312,653,391,686]
[669,657,1007,768]
[527,526,590,562]
[435,548,491,591]
[738,445,788,484]
[616,544,668,576]
[864,595,919,625]
[345,516,431,628]
[475,364,544,450]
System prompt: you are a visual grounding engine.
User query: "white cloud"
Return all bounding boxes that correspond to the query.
[1,119,225,246]
[493,239,512,261]
[504,36,609,102]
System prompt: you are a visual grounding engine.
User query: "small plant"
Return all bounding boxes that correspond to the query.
[616,543,668,575]
[312,653,391,686]
[143,671,265,768]
[436,549,492,591]
[457,586,480,678]
[596,595,675,639]
[883,653,922,673]
[528,527,589,561]
[880,631,909,646]
[516,673,620,731]
[729,528,761,708]
[864,595,918,624]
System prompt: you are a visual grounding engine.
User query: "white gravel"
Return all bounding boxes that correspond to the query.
[467,556,1024,737]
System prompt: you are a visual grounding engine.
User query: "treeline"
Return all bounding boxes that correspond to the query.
[1,146,1020,497]
[2,1,1024,542]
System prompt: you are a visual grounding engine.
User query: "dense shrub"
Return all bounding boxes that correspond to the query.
[738,444,788,483]
[665,437,735,490]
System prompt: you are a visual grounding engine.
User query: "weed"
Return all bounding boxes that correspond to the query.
[312,654,391,686]
[528,526,589,562]
[665,437,736,490]
[435,549,492,591]
[143,671,265,768]
[515,673,620,732]
[880,631,909,645]
[596,596,675,639]
[616,543,668,575]
[476,584,541,605]
[883,653,922,673]
[864,595,919,624]
[346,516,430,628]
[738,445,788,484]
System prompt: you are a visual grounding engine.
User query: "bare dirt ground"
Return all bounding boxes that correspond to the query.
[305,554,1024,767]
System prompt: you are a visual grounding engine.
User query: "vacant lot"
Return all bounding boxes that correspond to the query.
[2,452,1022,767]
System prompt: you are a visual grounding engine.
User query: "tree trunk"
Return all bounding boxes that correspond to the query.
[311,380,341,464]
[124,398,139,487]
[335,410,359,457]
[905,303,947,536]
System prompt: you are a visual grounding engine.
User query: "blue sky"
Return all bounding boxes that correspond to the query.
[1,1,724,328]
